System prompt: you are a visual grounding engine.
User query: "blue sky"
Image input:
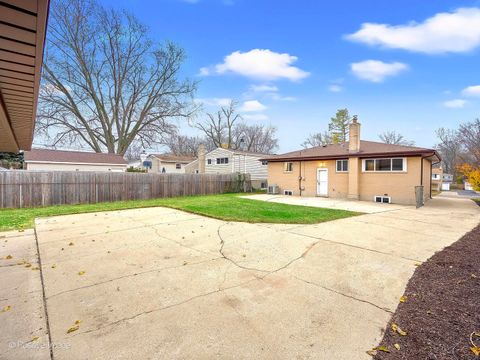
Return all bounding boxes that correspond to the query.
[101,0,480,153]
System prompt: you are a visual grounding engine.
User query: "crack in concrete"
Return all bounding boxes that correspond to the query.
[285,230,421,263]
[46,257,223,300]
[37,216,200,244]
[293,276,393,314]
[69,277,260,338]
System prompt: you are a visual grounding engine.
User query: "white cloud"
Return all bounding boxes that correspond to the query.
[328,84,343,92]
[243,114,269,121]
[350,60,408,82]
[267,93,296,101]
[203,49,310,81]
[195,97,232,107]
[346,8,480,54]
[240,100,267,112]
[250,84,279,92]
[443,99,467,108]
[462,85,480,97]
[198,67,210,76]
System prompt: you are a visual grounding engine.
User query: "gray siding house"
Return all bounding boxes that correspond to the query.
[185,147,268,189]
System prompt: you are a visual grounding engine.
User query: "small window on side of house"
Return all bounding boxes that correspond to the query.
[365,159,375,171]
[336,159,348,172]
[261,160,268,166]
[216,157,229,164]
[176,163,181,169]
[284,162,293,172]
[207,159,212,165]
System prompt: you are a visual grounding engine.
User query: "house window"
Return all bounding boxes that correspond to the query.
[207,159,212,165]
[336,159,348,172]
[284,162,293,172]
[261,160,268,166]
[260,182,268,189]
[176,163,181,169]
[363,158,406,172]
[284,190,293,196]
[216,157,229,164]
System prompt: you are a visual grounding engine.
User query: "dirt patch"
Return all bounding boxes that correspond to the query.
[372,224,480,359]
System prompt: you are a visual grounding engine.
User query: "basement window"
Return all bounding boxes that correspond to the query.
[336,159,348,172]
[284,190,293,195]
[363,158,406,172]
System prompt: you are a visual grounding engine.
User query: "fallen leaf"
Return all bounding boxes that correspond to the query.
[24,263,32,268]
[375,346,390,353]
[394,343,400,350]
[78,271,85,276]
[391,323,407,336]
[1,305,11,312]
[32,336,39,342]
[414,262,421,267]
[4,255,12,260]
[51,264,56,269]
[471,346,480,356]
[472,274,478,278]
[68,242,74,246]
[366,349,377,356]
[74,320,81,325]
[66,325,79,334]
[31,267,40,271]
[399,296,407,303]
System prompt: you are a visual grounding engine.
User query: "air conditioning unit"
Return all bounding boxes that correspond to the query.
[374,195,391,204]
[268,185,279,194]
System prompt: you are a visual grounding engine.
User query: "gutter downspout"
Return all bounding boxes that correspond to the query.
[298,160,302,196]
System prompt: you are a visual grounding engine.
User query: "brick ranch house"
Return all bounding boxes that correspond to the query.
[262,118,441,205]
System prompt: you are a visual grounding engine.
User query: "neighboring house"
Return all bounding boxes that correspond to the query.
[262,118,441,206]
[185,147,269,189]
[431,167,443,191]
[24,149,127,172]
[148,154,196,174]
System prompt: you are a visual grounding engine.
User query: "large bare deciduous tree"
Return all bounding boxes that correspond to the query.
[435,128,462,176]
[301,131,332,148]
[457,119,480,166]
[37,0,197,155]
[195,101,278,154]
[378,130,415,146]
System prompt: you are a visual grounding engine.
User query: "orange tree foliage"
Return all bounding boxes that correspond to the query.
[458,163,480,191]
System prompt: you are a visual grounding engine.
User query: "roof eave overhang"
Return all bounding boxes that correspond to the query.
[0,0,50,153]
[261,150,440,162]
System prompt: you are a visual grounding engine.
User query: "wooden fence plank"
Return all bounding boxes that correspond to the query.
[0,171,252,208]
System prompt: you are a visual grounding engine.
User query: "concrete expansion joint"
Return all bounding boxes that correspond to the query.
[293,276,393,314]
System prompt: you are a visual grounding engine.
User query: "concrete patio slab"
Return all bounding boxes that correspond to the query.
[2,195,478,360]
[241,194,407,213]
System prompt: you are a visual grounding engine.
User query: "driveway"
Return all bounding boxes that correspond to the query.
[2,196,479,360]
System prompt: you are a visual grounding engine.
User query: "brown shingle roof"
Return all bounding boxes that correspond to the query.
[24,149,127,165]
[262,141,440,161]
[150,154,196,163]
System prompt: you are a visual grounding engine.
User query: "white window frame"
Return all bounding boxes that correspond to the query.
[216,157,229,165]
[362,158,407,173]
[336,159,349,173]
[207,159,212,165]
[284,162,293,173]
[175,163,181,169]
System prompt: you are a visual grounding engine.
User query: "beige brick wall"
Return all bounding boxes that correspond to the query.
[267,156,431,205]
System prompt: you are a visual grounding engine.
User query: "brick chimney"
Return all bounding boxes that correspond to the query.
[348,115,361,152]
[198,144,206,174]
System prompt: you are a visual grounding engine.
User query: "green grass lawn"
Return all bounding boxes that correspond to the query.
[0,193,360,232]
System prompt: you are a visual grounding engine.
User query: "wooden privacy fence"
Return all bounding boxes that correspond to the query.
[0,171,252,208]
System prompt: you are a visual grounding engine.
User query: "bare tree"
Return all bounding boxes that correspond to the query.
[165,134,205,156]
[378,131,415,146]
[435,128,462,176]
[196,101,242,149]
[233,123,278,154]
[36,0,197,155]
[457,119,480,166]
[301,131,332,148]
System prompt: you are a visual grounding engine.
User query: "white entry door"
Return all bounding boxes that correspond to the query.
[316,168,328,196]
